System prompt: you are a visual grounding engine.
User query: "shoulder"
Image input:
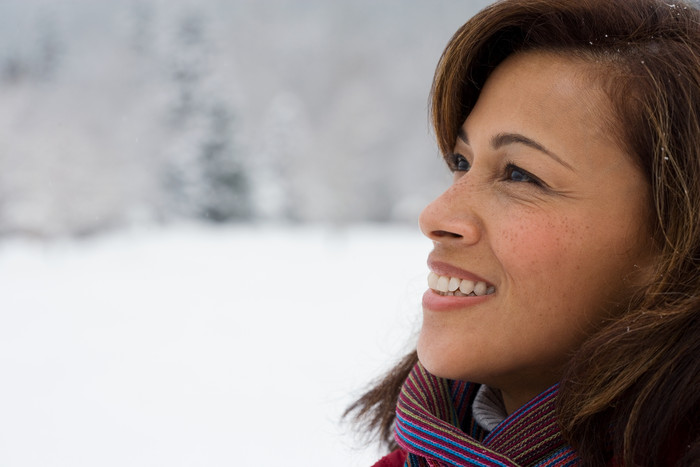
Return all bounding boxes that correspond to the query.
[371,449,407,467]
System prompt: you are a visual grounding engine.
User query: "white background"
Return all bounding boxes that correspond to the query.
[0,224,431,466]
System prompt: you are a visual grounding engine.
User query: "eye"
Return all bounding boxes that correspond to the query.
[504,163,544,186]
[447,153,471,172]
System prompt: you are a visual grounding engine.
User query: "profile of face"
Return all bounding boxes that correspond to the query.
[417,51,656,413]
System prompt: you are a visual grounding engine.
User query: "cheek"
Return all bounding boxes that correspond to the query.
[496,215,573,276]
[495,209,643,316]
[495,214,595,311]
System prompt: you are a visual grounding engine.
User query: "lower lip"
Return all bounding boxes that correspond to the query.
[422,289,491,312]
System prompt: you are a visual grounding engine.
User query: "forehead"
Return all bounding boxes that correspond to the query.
[485,50,609,119]
[464,50,624,160]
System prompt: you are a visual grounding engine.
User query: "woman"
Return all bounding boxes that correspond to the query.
[347,0,700,465]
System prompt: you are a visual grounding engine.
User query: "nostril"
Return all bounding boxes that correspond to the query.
[432,230,463,239]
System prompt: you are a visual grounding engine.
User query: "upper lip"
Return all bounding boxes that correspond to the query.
[427,258,494,286]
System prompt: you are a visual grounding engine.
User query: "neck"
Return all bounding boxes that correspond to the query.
[498,374,561,415]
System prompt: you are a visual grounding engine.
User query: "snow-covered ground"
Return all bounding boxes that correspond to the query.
[0,224,430,466]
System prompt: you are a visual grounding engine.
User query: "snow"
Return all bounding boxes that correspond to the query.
[0,224,430,466]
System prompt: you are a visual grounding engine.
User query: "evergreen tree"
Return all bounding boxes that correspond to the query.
[199,104,250,222]
[161,10,250,223]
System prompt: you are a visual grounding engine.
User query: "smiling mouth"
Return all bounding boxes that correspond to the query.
[428,272,496,297]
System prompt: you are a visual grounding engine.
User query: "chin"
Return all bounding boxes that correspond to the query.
[417,336,468,381]
[416,329,498,384]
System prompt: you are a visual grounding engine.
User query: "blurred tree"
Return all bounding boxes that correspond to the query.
[252,92,312,222]
[199,104,250,222]
[128,2,155,55]
[36,12,63,81]
[1,54,28,84]
[161,9,250,223]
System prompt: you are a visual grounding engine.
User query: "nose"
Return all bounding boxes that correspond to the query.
[419,185,482,245]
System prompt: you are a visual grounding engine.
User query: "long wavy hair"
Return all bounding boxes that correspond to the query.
[346,0,700,465]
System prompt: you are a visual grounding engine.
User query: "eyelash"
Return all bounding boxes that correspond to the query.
[446,153,545,188]
[447,153,471,172]
[502,161,544,187]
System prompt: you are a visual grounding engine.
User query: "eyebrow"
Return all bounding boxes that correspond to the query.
[457,128,574,171]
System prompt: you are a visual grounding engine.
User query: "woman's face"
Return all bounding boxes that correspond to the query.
[417,51,655,412]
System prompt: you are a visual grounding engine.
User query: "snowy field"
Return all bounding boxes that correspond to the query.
[0,224,430,466]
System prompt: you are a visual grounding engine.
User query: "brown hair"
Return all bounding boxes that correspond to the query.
[346,0,700,465]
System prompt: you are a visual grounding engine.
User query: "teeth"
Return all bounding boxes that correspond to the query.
[428,272,494,297]
[428,272,439,289]
[436,275,450,293]
[459,279,475,295]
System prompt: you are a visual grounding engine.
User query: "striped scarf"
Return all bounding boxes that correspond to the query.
[394,362,580,466]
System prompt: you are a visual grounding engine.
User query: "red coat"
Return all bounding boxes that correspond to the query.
[371,449,407,467]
